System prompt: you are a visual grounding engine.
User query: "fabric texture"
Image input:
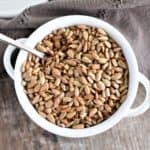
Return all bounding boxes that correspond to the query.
[0,0,150,80]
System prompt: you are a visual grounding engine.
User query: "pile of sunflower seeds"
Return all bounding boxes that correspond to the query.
[21,25,128,129]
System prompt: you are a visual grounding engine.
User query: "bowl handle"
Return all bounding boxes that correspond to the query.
[126,72,150,117]
[3,38,27,80]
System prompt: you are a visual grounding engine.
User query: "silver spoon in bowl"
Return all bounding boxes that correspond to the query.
[0,33,45,58]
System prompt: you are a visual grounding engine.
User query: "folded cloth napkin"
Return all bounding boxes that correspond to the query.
[0,0,150,80]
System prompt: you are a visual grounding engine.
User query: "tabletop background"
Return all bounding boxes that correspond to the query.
[0,0,150,149]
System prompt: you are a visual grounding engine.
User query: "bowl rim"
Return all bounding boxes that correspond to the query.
[14,15,139,137]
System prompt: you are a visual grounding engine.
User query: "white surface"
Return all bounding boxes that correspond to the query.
[3,15,150,138]
[0,0,47,18]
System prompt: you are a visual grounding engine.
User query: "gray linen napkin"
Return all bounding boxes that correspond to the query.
[0,0,150,80]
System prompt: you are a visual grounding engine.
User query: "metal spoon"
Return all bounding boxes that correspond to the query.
[0,33,44,58]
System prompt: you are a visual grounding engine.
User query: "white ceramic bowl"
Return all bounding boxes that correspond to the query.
[3,15,150,138]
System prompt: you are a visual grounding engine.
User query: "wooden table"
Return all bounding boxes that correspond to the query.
[0,75,149,150]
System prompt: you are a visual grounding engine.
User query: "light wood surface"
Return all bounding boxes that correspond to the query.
[0,77,149,150]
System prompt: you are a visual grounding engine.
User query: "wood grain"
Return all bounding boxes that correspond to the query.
[0,76,149,150]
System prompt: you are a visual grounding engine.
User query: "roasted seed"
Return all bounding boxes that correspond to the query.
[77,97,85,105]
[40,83,49,92]
[75,87,80,97]
[112,73,122,80]
[104,104,112,112]
[47,114,55,123]
[66,59,77,66]
[67,49,75,58]
[67,112,76,119]
[97,28,107,35]
[55,78,61,86]
[105,88,110,97]
[95,70,102,81]
[112,59,118,67]
[72,124,84,129]
[45,100,53,108]
[98,36,108,41]
[82,56,92,63]
[63,97,73,102]
[98,57,108,64]
[91,64,100,70]
[80,76,88,84]
[32,95,40,104]
[45,108,52,114]
[102,79,111,87]
[59,112,66,120]
[54,97,61,108]
[89,108,97,117]
[52,68,61,77]
[94,99,103,106]
[88,72,95,80]
[104,41,111,48]
[38,111,47,118]
[84,85,91,94]
[118,60,127,69]
[97,81,105,91]
[83,31,88,40]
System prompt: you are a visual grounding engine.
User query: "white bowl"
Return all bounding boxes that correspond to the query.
[3,15,150,138]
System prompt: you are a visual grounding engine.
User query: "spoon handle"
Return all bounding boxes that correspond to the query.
[0,33,44,58]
